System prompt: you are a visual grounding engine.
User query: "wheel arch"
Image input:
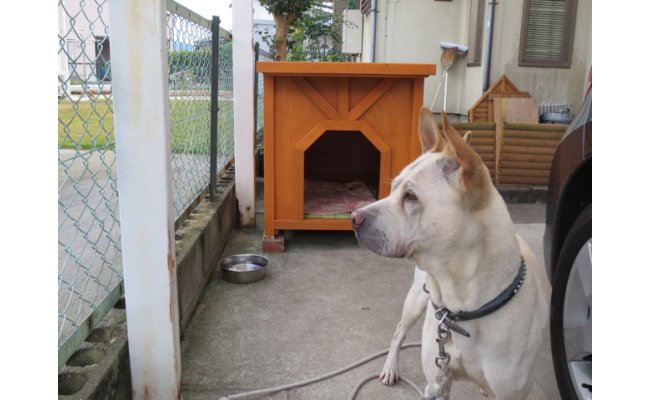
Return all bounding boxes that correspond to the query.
[550,157,592,281]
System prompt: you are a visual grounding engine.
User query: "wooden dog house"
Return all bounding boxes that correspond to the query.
[468,75,532,122]
[257,62,436,251]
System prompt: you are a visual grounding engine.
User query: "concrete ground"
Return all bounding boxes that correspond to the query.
[180,188,560,400]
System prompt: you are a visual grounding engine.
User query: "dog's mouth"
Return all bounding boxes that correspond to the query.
[353,227,408,258]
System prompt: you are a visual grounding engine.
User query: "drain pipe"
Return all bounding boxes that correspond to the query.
[369,0,377,62]
[482,0,496,92]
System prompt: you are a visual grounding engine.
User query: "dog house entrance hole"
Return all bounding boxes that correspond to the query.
[304,130,380,219]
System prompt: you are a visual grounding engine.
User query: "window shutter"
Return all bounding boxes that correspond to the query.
[519,0,577,68]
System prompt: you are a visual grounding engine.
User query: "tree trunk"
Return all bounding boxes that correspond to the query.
[272,13,295,61]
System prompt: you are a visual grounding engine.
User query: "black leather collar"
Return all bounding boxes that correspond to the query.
[425,257,527,338]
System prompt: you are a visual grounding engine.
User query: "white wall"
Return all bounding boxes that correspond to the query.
[362,0,592,116]
[363,0,469,114]
[490,0,592,113]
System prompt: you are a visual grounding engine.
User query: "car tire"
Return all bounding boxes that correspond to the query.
[550,204,592,400]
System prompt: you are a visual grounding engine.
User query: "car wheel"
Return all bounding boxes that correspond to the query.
[550,204,592,400]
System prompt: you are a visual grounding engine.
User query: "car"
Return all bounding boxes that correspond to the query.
[543,89,592,400]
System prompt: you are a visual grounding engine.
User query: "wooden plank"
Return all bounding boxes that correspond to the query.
[494,97,538,123]
[452,122,496,130]
[472,145,495,154]
[275,218,353,230]
[505,130,565,140]
[502,145,557,155]
[410,78,425,158]
[468,137,495,146]
[348,78,396,121]
[502,137,561,148]
[500,168,551,178]
[493,97,505,184]
[293,77,340,120]
[263,75,276,236]
[499,176,548,185]
[504,122,569,131]
[500,153,554,163]
[476,153,495,162]
[471,133,497,141]
[257,61,437,78]
[488,99,494,122]
[338,78,349,116]
[500,160,552,170]
[463,131,496,140]
[489,92,531,98]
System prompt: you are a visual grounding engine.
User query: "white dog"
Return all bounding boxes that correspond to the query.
[351,109,550,399]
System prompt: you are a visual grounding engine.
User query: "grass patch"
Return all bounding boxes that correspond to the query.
[59,99,114,150]
[58,98,235,153]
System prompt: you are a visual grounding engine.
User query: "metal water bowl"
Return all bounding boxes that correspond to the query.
[220,254,268,284]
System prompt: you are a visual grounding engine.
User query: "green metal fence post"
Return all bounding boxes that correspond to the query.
[210,16,221,201]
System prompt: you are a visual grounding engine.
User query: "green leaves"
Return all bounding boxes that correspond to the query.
[258,0,314,16]
[256,1,345,61]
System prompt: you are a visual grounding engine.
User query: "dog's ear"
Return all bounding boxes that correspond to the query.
[463,131,472,144]
[419,107,445,153]
[440,112,491,208]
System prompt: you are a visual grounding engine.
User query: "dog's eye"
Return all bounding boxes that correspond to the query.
[404,191,417,202]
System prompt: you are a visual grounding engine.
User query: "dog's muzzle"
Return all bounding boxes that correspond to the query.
[350,210,364,230]
[351,209,381,251]
[351,209,402,257]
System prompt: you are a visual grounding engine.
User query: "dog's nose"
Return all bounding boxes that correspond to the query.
[351,211,364,229]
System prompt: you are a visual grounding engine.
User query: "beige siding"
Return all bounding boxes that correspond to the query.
[361,0,591,116]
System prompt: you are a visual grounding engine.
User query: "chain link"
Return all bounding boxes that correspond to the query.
[58,0,122,349]
[58,0,240,357]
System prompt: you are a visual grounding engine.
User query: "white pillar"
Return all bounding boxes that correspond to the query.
[232,0,256,226]
[108,1,181,399]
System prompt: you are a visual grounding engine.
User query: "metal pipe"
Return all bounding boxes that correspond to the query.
[369,0,377,62]
[482,0,496,92]
[210,16,221,201]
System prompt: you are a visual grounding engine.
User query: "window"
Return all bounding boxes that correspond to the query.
[519,0,577,68]
[467,0,485,67]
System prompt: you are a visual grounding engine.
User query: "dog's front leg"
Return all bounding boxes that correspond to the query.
[423,365,453,400]
[381,267,428,385]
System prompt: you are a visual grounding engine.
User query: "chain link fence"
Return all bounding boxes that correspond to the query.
[58,0,236,367]
[217,34,235,178]
[166,5,213,217]
[58,0,123,365]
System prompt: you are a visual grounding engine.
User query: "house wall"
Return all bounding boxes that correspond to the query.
[490,0,592,113]
[60,1,112,82]
[361,0,592,116]
[362,0,468,114]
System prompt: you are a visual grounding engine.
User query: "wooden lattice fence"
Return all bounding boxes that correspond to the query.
[453,121,568,186]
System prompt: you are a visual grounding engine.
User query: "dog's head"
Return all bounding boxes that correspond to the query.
[351,107,493,258]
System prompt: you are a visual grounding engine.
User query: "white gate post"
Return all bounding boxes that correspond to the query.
[233,0,256,226]
[108,1,181,399]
